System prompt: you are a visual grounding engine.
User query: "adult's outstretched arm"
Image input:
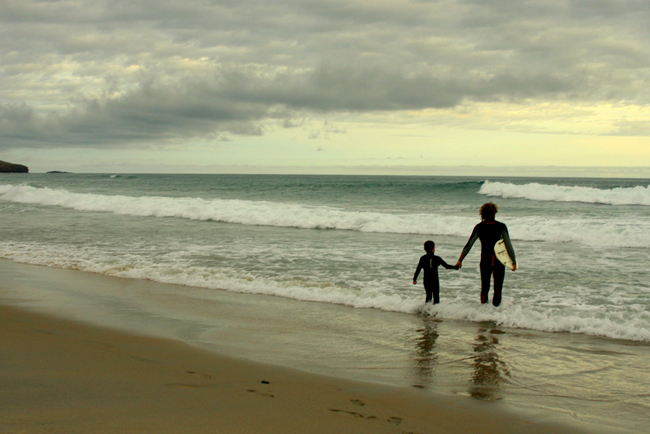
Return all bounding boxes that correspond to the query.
[457,227,479,268]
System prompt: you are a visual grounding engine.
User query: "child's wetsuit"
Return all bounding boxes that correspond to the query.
[413,253,457,304]
[458,220,516,307]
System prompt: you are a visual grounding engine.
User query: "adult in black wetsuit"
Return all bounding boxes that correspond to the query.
[456,203,516,307]
[413,240,459,304]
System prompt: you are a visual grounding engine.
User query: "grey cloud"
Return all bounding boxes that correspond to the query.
[607,120,650,136]
[251,66,573,111]
[0,79,270,147]
[1,0,649,148]
[1,64,577,148]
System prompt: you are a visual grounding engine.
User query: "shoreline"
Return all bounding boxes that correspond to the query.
[1,302,598,434]
[0,259,644,433]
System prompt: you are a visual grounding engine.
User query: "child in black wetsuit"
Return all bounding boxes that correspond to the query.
[412,240,459,304]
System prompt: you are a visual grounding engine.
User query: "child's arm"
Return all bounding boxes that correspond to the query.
[413,257,424,284]
[439,257,460,270]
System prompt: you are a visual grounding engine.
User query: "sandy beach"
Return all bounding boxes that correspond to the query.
[1,258,646,433]
[1,302,603,434]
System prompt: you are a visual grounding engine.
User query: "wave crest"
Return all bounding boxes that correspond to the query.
[0,183,474,235]
[2,183,650,247]
[479,181,650,206]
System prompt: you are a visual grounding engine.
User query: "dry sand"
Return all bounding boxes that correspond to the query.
[1,304,592,434]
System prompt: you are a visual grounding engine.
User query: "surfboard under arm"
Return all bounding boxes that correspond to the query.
[494,239,515,270]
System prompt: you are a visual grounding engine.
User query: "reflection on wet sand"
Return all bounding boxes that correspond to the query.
[469,326,510,401]
[411,317,440,388]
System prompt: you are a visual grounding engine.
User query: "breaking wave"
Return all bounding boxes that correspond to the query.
[2,183,650,247]
[1,241,649,342]
[480,181,650,206]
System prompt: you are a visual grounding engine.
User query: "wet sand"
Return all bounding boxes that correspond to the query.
[0,303,598,434]
[0,259,645,433]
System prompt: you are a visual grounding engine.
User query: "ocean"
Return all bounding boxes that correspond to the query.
[1,173,649,431]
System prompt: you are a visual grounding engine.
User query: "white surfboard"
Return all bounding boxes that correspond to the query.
[494,239,515,270]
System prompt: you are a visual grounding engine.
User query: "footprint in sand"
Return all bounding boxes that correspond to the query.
[350,399,365,406]
[328,409,378,420]
[186,370,212,379]
[388,416,402,425]
[329,409,365,419]
[246,389,275,398]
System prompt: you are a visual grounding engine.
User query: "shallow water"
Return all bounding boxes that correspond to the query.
[1,260,647,433]
[1,173,649,342]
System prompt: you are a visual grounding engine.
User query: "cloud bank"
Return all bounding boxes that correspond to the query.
[1,0,649,149]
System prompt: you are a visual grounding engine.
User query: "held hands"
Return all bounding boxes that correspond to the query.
[454,260,515,271]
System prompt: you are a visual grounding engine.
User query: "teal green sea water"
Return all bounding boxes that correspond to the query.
[2,174,649,340]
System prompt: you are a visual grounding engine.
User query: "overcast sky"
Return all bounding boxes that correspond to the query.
[1,0,649,175]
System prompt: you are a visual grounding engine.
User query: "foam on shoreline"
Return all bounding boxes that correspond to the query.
[2,243,649,342]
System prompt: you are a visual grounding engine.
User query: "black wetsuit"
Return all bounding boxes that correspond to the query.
[459,220,516,307]
[413,253,458,304]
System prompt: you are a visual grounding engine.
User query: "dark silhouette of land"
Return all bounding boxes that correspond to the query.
[0,160,28,173]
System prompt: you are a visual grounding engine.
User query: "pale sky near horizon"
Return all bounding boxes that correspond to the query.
[1,0,650,175]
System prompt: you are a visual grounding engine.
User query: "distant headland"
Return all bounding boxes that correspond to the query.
[0,160,29,173]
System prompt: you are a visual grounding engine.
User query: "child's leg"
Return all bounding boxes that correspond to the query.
[424,282,434,303]
[433,283,440,304]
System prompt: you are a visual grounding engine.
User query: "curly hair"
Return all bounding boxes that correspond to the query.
[480,202,498,221]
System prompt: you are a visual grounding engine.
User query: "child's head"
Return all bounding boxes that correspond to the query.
[480,202,498,221]
[424,240,435,253]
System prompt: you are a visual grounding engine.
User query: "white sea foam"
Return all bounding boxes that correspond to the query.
[1,241,649,342]
[2,183,650,247]
[480,181,650,206]
[0,183,471,235]
[426,302,650,342]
